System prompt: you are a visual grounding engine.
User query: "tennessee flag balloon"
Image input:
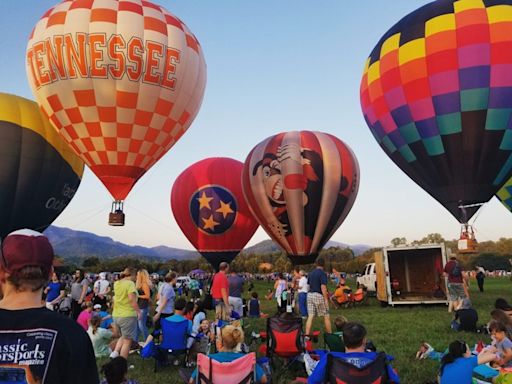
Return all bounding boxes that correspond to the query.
[26,0,206,223]
[171,158,259,270]
[242,131,359,265]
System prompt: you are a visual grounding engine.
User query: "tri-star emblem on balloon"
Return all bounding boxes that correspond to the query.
[190,186,238,235]
[171,158,258,270]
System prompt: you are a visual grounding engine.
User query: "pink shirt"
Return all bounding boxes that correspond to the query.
[77,310,92,331]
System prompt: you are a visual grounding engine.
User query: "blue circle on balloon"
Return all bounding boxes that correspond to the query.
[190,185,237,235]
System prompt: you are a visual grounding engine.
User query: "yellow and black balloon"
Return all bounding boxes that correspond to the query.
[0,93,84,238]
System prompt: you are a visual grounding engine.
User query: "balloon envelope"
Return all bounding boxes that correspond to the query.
[242,131,359,265]
[171,157,259,269]
[0,93,84,238]
[360,0,512,223]
[26,0,207,201]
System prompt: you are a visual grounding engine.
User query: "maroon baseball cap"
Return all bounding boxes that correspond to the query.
[0,229,54,273]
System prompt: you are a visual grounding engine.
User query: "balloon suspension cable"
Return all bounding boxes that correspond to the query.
[125,202,175,230]
[37,205,108,231]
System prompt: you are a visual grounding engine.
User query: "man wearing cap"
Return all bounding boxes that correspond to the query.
[0,229,98,383]
[93,272,110,309]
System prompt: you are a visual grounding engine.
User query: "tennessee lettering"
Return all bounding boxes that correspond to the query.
[27,33,181,90]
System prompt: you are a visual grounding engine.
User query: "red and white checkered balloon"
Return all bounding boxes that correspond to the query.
[26,0,207,201]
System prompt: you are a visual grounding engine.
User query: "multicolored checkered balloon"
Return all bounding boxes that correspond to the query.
[26,0,206,202]
[360,0,512,223]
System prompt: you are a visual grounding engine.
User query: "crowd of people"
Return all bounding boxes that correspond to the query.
[2,228,512,383]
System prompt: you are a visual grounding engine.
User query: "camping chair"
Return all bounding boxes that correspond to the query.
[326,352,392,384]
[266,315,305,373]
[154,318,190,372]
[195,352,257,384]
[323,333,345,352]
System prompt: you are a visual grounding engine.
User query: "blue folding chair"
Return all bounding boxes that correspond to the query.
[154,318,190,372]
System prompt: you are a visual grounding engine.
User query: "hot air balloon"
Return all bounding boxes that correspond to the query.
[497,176,512,212]
[171,157,259,270]
[26,0,207,226]
[242,131,359,265]
[360,0,512,253]
[0,92,84,238]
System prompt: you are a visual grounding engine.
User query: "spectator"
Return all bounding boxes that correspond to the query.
[111,267,141,359]
[489,321,512,368]
[298,270,309,318]
[93,272,110,309]
[184,301,195,321]
[191,301,207,335]
[273,273,287,313]
[334,316,348,336]
[77,301,94,331]
[135,269,152,342]
[71,269,89,320]
[189,276,201,300]
[228,269,244,317]
[306,258,331,336]
[444,256,466,313]
[452,298,478,332]
[211,262,230,320]
[475,266,485,292]
[188,325,267,383]
[439,340,496,384]
[495,298,512,319]
[0,229,98,383]
[153,272,176,330]
[88,314,113,358]
[44,271,66,310]
[308,322,399,383]
[490,309,512,338]
[248,291,262,318]
[94,303,114,330]
[100,356,139,384]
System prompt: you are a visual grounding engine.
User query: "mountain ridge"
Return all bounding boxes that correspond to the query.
[43,225,373,262]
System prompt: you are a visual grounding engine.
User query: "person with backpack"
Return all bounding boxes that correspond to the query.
[444,256,466,313]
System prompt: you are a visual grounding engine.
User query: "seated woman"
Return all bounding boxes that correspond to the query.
[439,340,496,384]
[452,298,478,332]
[331,281,352,307]
[189,319,215,362]
[188,325,267,383]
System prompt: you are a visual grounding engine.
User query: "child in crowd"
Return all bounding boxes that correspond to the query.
[77,302,94,331]
[100,357,139,384]
[88,314,114,358]
[490,321,512,368]
[334,316,348,336]
[184,301,195,321]
[248,292,268,318]
[189,319,214,362]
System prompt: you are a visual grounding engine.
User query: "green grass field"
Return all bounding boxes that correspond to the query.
[98,277,512,383]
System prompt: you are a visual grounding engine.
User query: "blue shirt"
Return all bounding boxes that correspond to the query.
[165,313,192,334]
[248,298,260,317]
[308,268,327,294]
[440,355,477,384]
[191,352,264,382]
[98,311,113,329]
[228,275,244,298]
[46,282,63,302]
[308,352,400,384]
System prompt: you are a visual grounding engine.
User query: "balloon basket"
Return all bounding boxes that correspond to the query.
[109,201,125,226]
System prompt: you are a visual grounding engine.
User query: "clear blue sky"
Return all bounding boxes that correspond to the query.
[2,0,512,250]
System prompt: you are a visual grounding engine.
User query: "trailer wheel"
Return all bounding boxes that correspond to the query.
[380,301,388,308]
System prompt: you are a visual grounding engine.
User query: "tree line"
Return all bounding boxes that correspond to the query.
[55,233,512,275]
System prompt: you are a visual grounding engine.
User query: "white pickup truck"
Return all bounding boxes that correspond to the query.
[356,263,377,292]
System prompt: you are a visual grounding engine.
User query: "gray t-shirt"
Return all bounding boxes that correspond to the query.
[71,278,89,300]
[159,283,176,314]
[497,337,512,367]
[228,275,244,298]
